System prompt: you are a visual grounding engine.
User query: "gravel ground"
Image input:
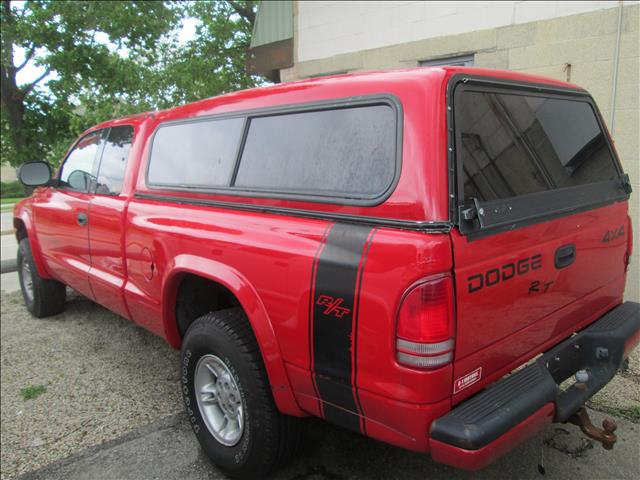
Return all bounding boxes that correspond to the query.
[0,291,181,480]
[1,289,639,480]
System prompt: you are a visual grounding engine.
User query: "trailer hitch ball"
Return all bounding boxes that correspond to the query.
[575,369,589,383]
[568,407,617,450]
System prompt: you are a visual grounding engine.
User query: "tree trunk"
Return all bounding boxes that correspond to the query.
[0,67,29,166]
[5,96,27,164]
[1,0,29,166]
[0,70,27,164]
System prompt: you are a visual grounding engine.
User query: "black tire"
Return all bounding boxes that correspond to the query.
[17,238,66,317]
[181,309,302,479]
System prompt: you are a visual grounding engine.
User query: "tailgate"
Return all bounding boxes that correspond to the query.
[430,302,640,470]
[447,76,632,399]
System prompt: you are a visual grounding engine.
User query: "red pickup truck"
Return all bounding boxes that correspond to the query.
[14,67,639,479]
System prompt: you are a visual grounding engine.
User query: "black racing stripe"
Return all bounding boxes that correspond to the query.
[308,223,333,416]
[352,227,377,434]
[312,223,373,433]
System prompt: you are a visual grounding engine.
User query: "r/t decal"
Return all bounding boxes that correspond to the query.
[316,295,351,318]
[528,280,554,294]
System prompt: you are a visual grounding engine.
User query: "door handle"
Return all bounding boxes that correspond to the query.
[554,244,576,269]
[77,212,88,226]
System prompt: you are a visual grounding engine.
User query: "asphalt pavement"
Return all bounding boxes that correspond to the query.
[17,410,640,480]
[1,211,19,292]
[1,209,13,231]
[1,233,18,271]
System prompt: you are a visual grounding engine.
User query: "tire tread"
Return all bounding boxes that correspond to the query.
[18,238,65,318]
[183,308,301,478]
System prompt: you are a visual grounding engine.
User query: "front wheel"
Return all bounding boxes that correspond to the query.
[181,309,302,479]
[17,238,66,317]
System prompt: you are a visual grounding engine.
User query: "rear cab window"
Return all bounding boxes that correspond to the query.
[146,97,401,205]
[451,77,630,235]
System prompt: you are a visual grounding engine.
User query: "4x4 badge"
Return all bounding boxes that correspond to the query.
[316,295,351,318]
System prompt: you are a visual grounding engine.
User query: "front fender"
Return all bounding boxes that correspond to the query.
[162,254,304,417]
[14,202,52,279]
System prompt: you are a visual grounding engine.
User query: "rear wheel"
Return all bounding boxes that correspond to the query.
[18,238,66,317]
[181,309,302,479]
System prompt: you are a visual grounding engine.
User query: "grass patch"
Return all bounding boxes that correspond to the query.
[1,181,25,199]
[20,384,46,401]
[592,405,640,423]
[1,197,23,204]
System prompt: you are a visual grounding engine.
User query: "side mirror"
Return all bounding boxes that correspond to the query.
[66,170,94,191]
[17,161,52,187]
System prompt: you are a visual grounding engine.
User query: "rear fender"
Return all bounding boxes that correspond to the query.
[162,254,304,416]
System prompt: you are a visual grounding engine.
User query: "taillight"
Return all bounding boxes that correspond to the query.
[396,274,455,369]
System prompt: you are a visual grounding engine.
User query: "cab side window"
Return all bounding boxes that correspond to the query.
[95,125,134,195]
[59,131,103,192]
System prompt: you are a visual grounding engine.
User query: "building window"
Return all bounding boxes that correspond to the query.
[419,54,474,67]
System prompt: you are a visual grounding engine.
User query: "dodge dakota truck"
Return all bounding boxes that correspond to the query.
[14,67,639,479]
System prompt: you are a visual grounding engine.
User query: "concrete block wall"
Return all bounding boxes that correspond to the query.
[282,2,639,301]
[294,1,629,63]
[500,5,639,302]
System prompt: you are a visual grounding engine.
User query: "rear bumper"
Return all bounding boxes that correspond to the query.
[430,301,640,470]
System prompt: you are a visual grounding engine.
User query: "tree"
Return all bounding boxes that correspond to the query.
[1,0,259,168]
[150,0,258,108]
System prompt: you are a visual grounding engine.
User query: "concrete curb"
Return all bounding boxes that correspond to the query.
[17,414,186,480]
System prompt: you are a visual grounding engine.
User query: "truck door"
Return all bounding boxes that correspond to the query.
[87,125,135,319]
[32,130,104,299]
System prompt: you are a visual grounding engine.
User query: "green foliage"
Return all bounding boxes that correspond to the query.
[1,180,25,198]
[596,405,640,424]
[20,384,46,400]
[152,1,258,108]
[627,406,640,423]
[1,1,260,167]
[609,405,640,423]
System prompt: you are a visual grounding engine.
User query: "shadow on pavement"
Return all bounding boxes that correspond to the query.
[18,408,640,480]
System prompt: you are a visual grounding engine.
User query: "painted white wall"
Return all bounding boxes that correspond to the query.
[297,1,636,62]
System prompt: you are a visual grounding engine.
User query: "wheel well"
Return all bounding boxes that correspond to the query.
[14,218,27,242]
[175,274,241,337]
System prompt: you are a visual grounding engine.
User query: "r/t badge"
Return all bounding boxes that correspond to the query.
[316,295,351,318]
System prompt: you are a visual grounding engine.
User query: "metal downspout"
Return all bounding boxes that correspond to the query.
[609,1,624,132]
